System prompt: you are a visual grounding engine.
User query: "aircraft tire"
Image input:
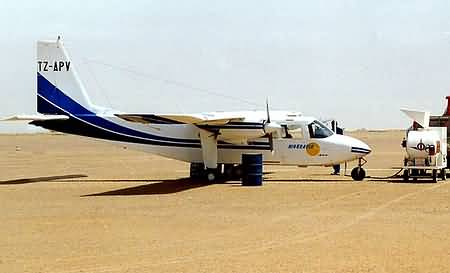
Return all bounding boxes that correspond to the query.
[190,163,205,179]
[232,165,243,180]
[223,164,234,179]
[351,167,366,181]
[206,170,216,182]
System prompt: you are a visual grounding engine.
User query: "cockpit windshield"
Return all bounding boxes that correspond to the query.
[308,120,334,138]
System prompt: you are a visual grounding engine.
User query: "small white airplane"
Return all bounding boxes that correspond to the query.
[3,38,372,181]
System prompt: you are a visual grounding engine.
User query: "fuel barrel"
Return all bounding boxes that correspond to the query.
[241,153,263,186]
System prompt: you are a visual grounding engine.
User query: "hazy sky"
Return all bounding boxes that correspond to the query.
[1,0,450,132]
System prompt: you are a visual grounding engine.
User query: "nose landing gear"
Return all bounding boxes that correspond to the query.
[351,158,367,181]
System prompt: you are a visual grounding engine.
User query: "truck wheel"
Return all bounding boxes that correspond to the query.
[403,170,409,182]
[432,170,437,183]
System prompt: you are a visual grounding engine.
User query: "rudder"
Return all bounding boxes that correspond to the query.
[37,37,96,115]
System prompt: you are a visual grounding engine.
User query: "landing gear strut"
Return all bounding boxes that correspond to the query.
[351,158,367,181]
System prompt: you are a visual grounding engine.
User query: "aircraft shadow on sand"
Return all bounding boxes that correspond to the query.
[0,174,228,195]
[84,176,366,196]
[84,173,358,196]
[0,174,88,185]
[82,178,237,196]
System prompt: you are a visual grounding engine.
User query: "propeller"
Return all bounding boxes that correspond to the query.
[263,98,281,151]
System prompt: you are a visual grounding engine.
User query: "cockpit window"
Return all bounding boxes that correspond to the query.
[308,120,333,138]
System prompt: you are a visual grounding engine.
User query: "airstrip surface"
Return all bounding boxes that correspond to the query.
[1,131,449,273]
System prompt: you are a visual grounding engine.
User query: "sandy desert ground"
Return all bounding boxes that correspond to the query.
[0,131,449,273]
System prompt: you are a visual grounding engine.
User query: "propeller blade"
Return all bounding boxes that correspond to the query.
[266,98,271,123]
[264,98,277,151]
[268,133,274,151]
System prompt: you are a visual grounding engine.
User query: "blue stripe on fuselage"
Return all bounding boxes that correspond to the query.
[36,73,270,150]
[37,73,199,144]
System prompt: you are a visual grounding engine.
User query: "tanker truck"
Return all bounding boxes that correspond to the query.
[401,109,447,182]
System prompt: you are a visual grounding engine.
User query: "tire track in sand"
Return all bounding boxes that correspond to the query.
[50,188,370,273]
[96,182,448,272]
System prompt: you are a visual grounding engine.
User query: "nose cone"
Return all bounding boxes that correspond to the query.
[348,137,372,156]
[329,134,372,162]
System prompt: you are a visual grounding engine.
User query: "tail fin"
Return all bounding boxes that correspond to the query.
[37,37,97,115]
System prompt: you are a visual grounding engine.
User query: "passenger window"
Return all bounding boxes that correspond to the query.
[287,124,304,139]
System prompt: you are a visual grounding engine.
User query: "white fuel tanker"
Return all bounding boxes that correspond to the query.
[401,109,447,182]
[405,130,443,159]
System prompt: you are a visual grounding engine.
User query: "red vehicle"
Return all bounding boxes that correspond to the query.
[429,97,450,168]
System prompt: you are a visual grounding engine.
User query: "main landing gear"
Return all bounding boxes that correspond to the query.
[351,158,367,181]
[190,163,218,182]
[190,163,242,182]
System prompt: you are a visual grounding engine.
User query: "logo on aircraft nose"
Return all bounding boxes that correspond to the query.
[306,142,320,156]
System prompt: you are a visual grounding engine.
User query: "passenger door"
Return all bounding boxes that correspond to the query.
[273,124,310,165]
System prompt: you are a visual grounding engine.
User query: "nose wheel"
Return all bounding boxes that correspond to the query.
[351,158,367,181]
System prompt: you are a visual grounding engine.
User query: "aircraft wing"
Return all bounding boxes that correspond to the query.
[116,113,270,146]
[1,114,69,121]
[116,114,245,125]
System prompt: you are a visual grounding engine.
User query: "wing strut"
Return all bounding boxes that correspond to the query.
[199,129,218,179]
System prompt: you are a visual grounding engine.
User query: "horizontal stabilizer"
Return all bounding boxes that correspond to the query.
[1,114,69,122]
